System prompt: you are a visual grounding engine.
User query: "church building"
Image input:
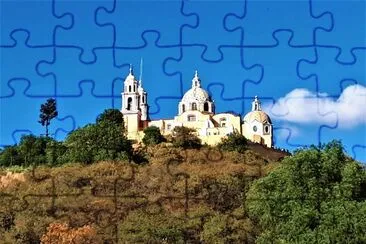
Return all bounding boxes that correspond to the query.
[121,67,273,147]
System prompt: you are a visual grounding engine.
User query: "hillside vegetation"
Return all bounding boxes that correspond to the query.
[0,145,277,243]
[0,109,364,243]
[1,142,365,243]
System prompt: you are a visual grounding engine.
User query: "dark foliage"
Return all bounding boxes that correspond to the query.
[142,126,166,146]
[217,132,247,153]
[172,126,201,149]
[96,108,124,126]
[38,98,58,137]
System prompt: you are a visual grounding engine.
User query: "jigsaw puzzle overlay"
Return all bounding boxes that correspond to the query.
[1,0,365,161]
[0,0,365,242]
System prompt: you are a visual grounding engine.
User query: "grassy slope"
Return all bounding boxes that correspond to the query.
[0,145,287,243]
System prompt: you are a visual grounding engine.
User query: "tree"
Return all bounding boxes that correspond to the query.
[172,126,201,149]
[39,98,58,137]
[96,108,124,126]
[18,135,51,166]
[45,140,67,166]
[217,132,247,153]
[246,141,366,243]
[142,126,165,146]
[64,121,132,164]
[0,146,23,167]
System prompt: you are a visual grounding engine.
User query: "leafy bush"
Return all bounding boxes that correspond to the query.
[0,146,23,167]
[64,121,132,164]
[217,132,247,153]
[142,126,165,146]
[18,135,53,166]
[96,108,124,126]
[45,140,67,166]
[172,126,201,149]
[119,210,186,243]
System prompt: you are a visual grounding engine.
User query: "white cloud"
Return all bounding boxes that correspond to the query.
[263,84,366,129]
[275,125,301,139]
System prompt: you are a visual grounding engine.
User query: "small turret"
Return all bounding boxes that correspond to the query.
[192,70,201,88]
[252,96,262,111]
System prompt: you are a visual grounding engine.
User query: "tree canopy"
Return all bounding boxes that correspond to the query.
[96,109,124,126]
[217,131,247,153]
[38,98,58,137]
[64,121,131,164]
[142,126,165,146]
[172,126,201,149]
[246,140,366,243]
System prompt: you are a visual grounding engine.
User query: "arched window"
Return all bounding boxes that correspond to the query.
[264,125,270,134]
[220,117,227,127]
[204,102,209,112]
[127,97,133,110]
[142,96,145,103]
[192,103,197,110]
[182,104,185,113]
[188,115,196,121]
[129,86,131,92]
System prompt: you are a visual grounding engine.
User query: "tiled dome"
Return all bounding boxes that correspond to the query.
[182,87,211,103]
[243,110,272,124]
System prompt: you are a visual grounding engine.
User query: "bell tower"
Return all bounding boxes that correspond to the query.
[121,65,147,139]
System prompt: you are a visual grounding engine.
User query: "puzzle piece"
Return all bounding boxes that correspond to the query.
[55,81,114,129]
[0,0,72,46]
[112,32,182,117]
[267,91,338,148]
[181,0,244,61]
[0,80,75,146]
[165,45,262,115]
[318,84,366,162]
[54,0,114,63]
[96,0,195,48]
[352,145,366,163]
[298,47,365,96]
[206,84,246,117]
[242,31,318,112]
[0,31,55,96]
[225,0,332,46]
[37,47,122,97]
[312,0,366,63]
[272,126,303,148]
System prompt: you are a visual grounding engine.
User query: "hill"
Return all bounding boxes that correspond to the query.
[0,145,281,243]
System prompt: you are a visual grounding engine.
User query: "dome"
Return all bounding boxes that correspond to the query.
[181,87,211,103]
[244,110,272,124]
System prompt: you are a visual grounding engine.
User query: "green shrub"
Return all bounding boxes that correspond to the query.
[217,132,247,153]
[172,126,201,149]
[0,146,23,167]
[96,108,124,126]
[45,140,67,166]
[64,121,132,164]
[18,135,53,166]
[142,126,165,146]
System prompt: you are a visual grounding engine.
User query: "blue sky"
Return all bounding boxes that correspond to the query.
[1,0,365,162]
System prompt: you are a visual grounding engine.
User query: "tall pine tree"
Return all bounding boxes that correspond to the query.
[39,98,58,137]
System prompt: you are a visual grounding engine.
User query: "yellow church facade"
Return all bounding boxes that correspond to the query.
[121,68,273,148]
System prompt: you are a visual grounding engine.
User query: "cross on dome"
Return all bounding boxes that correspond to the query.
[192,70,201,88]
[129,64,133,75]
